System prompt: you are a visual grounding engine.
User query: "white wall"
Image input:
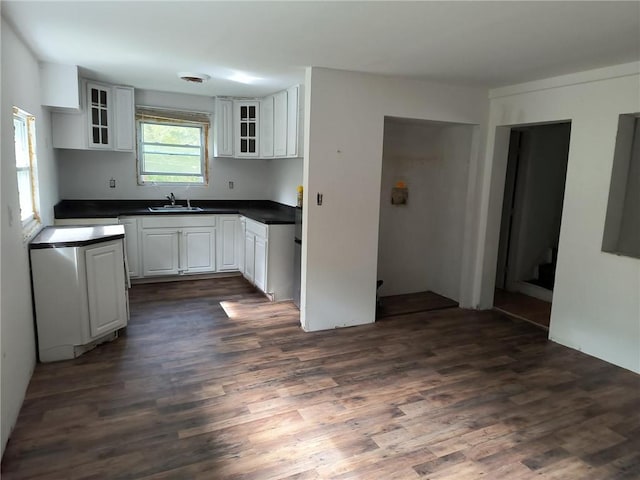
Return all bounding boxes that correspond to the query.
[301,67,488,331]
[57,89,303,203]
[509,123,570,284]
[473,63,640,373]
[1,18,59,455]
[267,157,303,206]
[377,119,473,300]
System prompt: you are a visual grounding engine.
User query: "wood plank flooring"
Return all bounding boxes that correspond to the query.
[2,276,639,479]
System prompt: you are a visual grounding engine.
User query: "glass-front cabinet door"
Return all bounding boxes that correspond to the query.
[87,82,112,149]
[235,101,259,157]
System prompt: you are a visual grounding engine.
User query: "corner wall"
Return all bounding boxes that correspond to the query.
[1,18,59,455]
[301,67,488,331]
[474,63,640,373]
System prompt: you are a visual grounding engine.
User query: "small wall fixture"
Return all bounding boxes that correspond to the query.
[178,72,211,83]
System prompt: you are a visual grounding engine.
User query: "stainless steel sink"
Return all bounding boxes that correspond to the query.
[148,205,203,212]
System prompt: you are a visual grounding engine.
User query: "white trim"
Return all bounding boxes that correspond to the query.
[489,62,640,100]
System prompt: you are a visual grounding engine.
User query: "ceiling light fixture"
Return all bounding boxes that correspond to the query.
[178,72,211,83]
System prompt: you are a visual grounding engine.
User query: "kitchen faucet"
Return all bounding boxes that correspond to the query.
[166,192,176,206]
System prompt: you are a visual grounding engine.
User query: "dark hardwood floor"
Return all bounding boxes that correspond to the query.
[2,276,639,479]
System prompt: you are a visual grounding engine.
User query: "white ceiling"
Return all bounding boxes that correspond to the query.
[3,1,639,98]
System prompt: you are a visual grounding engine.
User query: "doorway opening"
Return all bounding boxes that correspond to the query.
[494,122,571,328]
[376,116,476,318]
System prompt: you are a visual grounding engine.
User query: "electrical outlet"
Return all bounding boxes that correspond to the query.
[228,181,234,189]
[109,178,116,188]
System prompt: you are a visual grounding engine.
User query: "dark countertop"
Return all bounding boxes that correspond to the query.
[54,200,296,225]
[30,225,125,249]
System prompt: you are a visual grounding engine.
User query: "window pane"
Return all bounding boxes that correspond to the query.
[142,123,201,146]
[141,174,203,184]
[17,169,34,221]
[143,153,202,174]
[14,117,29,168]
[13,108,39,226]
[137,117,207,185]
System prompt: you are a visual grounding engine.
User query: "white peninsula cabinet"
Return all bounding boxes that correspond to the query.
[140,216,216,277]
[29,226,129,362]
[243,218,294,301]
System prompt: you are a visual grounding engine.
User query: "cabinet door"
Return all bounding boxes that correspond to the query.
[119,218,140,278]
[253,237,268,293]
[113,86,135,152]
[244,233,255,283]
[215,98,233,156]
[142,229,179,276]
[216,216,239,271]
[182,227,216,274]
[286,85,299,157]
[87,82,112,149]
[260,96,274,158]
[254,236,268,293]
[85,241,127,338]
[235,101,259,157]
[273,90,287,157]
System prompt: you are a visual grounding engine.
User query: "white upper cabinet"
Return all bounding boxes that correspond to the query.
[213,84,302,159]
[52,79,135,152]
[214,98,234,157]
[87,82,113,149]
[40,63,81,111]
[286,85,299,157]
[260,96,274,158]
[234,101,260,157]
[273,90,288,157]
[113,86,135,151]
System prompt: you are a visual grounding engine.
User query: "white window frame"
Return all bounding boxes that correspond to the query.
[13,106,41,237]
[136,109,209,186]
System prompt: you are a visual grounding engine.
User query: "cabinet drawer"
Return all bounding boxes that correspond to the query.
[245,218,268,238]
[141,215,216,229]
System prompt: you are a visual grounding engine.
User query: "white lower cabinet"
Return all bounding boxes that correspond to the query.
[254,235,268,292]
[216,215,241,271]
[182,228,216,273]
[85,241,129,338]
[244,231,255,283]
[119,217,140,278]
[140,216,216,277]
[243,218,294,301]
[142,229,180,276]
[30,236,128,362]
